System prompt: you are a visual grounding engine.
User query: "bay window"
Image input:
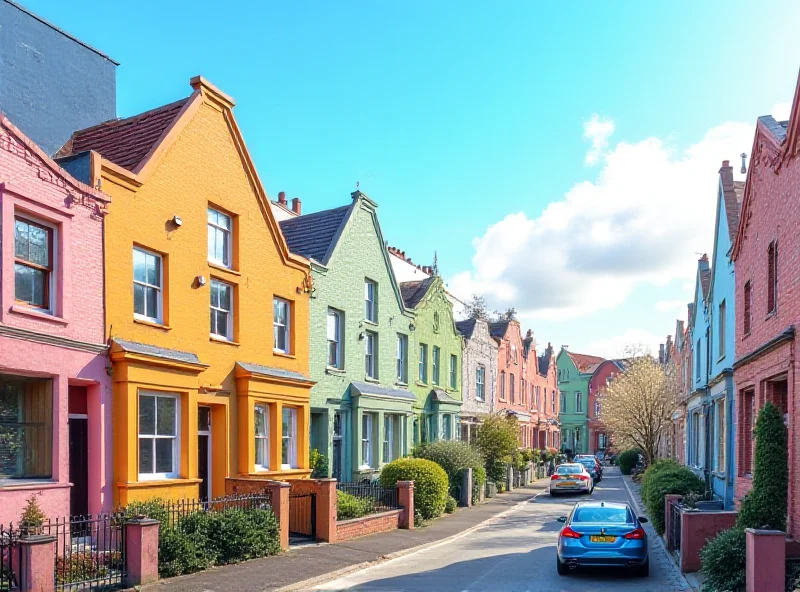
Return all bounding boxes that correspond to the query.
[138,392,179,479]
[282,407,297,469]
[361,413,374,468]
[254,404,269,470]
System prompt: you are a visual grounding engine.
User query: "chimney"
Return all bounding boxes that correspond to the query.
[291,197,301,215]
[722,160,730,168]
[278,191,287,205]
[659,344,665,363]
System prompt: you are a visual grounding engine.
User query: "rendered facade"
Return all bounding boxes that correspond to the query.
[455,317,497,442]
[557,348,604,455]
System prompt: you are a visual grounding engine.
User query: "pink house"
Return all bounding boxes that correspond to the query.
[0,114,111,522]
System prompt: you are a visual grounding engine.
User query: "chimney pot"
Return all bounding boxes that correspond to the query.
[722,160,730,168]
[291,197,301,214]
[278,191,287,205]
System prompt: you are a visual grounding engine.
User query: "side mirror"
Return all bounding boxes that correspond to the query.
[557,516,567,523]
[638,516,649,523]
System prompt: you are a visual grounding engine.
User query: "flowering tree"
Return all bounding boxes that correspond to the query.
[600,347,679,464]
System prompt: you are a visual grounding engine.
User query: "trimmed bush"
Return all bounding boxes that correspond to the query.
[737,402,788,531]
[157,526,211,577]
[414,440,486,499]
[445,496,457,514]
[618,448,641,475]
[641,464,704,534]
[336,490,374,520]
[380,458,448,520]
[310,448,329,479]
[474,414,519,484]
[699,527,746,592]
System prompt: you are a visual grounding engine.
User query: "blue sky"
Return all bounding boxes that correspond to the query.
[25,0,800,356]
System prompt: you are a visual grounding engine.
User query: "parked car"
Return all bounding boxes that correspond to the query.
[574,454,602,475]
[550,463,593,495]
[556,501,649,577]
[575,456,602,483]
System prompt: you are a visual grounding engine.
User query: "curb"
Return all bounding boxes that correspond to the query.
[620,475,696,591]
[275,484,548,591]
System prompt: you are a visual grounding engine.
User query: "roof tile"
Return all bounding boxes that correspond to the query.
[399,278,436,309]
[278,205,351,264]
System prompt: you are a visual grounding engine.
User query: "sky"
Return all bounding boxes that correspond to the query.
[23,0,800,358]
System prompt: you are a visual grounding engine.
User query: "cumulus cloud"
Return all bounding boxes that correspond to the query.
[586,329,663,360]
[584,114,615,165]
[772,102,791,121]
[448,120,755,322]
[655,299,686,313]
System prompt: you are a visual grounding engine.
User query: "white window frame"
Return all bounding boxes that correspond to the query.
[281,407,297,469]
[138,391,180,480]
[476,366,486,401]
[327,308,343,369]
[383,414,394,463]
[443,414,452,440]
[365,331,378,379]
[273,297,291,353]
[396,334,408,383]
[254,403,270,471]
[133,247,163,323]
[419,344,428,383]
[432,346,440,385]
[449,354,457,389]
[361,413,374,469]
[207,207,232,268]
[209,279,233,340]
[364,279,377,323]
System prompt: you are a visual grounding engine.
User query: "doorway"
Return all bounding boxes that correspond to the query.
[332,412,343,481]
[198,406,212,502]
[68,385,89,518]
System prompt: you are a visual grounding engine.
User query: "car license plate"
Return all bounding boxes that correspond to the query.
[590,535,617,543]
[557,481,575,487]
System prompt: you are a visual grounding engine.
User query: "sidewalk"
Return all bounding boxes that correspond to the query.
[141,478,551,592]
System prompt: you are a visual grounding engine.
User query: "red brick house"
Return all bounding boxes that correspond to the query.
[587,359,627,454]
[731,71,800,537]
[535,342,560,450]
[490,315,533,447]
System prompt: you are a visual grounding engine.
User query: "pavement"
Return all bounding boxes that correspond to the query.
[314,467,694,591]
[140,478,551,592]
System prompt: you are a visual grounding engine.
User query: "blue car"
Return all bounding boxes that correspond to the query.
[556,501,649,577]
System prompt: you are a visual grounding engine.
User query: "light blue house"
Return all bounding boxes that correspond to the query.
[706,162,744,509]
[685,255,710,487]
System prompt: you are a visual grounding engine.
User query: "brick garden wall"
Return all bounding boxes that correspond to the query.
[336,509,403,542]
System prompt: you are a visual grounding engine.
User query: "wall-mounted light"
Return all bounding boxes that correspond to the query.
[172,215,183,227]
[196,275,207,287]
[409,322,416,332]
[358,332,365,341]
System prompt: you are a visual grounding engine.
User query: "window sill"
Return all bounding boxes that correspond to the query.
[123,478,203,489]
[0,479,67,491]
[741,332,751,340]
[717,355,726,363]
[363,319,379,328]
[395,381,408,387]
[210,335,239,346]
[765,311,777,321]
[134,318,172,331]
[208,261,241,277]
[364,376,380,384]
[415,380,428,387]
[274,350,295,359]
[326,367,346,375]
[10,305,68,325]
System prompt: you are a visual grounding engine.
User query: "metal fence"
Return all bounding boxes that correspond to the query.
[0,524,20,591]
[46,513,126,591]
[336,482,401,514]
[156,492,273,530]
[668,498,683,552]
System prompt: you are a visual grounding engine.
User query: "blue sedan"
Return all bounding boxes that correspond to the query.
[556,501,649,577]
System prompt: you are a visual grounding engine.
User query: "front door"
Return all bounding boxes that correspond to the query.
[332,412,343,481]
[198,406,211,502]
[68,417,88,517]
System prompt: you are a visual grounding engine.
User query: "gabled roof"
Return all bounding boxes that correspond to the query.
[538,344,554,376]
[399,277,436,309]
[56,98,189,171]
[488,320,510,340]
[700,267,711,299]
[759,115,789,144]
[455,318,477,339]
[278,204,352,264]
[719,163,744,244]
[567,351,606,373]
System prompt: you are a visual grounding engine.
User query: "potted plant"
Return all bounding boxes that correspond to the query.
[20,494,46,536]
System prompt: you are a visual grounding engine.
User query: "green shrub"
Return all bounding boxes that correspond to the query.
[336,490,374,520]
[158,526,211,578]
[310,448,329,479]
[618,448,641,475]
[640,459,681,503]
[700,527,746,592]
[414,440,486,499]
[380,458,448,520]
[472,466,486,502]
[122,498,172,526]
[641,465,704,534]
[208,508,280,564]
[737,402,788,531]
[445,496,457,514]
[474,414,519,484]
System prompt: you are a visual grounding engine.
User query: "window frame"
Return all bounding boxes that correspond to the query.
[254,403,270,471]
[575,391,583,413]
[383,414,394,463]
[718,300,726,359]
[210,278,234,341]
[510,374,515,403]
[207,207,233,268]
[14,216,55,311]
[133,247,163,323]
[365,331,378,379]
[138,391,180,481]
[364,279,377,323]
[499,370,506,400]
[715,397,726,473]
[449,354,457,389]
[396,334,408,383]
[432,346,441,385]
[419,344,428,383]
[327,308,343,369]
[361,413,374,469]
[272,297,291,353]
[0,375,54,481]
[743,280,752,335]
[476,365,486,401]
[767,241,777,314]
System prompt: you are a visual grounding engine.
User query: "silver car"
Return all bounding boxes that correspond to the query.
[549,463,593,495]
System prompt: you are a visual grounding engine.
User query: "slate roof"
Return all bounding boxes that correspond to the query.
[488,320,510,340]
[350,381,416,401]
[399,277,436,309]
[719,164,744,243]
[112,338,204,365]
[430,389,462,405]
[236,362,312,383]
[56,98,189,171]
[759,116,789,144]
[538,346,553,376]
[278,205,351,264]
[455,318,477,339]
[567,351,606,373]
[700,268,712,299]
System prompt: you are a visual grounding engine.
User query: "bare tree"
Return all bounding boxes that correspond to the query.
[600,346,679,464]
[464,294,489,320]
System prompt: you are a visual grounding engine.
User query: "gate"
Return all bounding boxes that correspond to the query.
[288,493,316,541]
[52,513,126,590]
[668,498,682,552]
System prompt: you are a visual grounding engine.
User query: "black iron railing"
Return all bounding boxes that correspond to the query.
[0,524,19,591]
[668,498,683,552]
[336,482,400,516]
[155,492,273,530]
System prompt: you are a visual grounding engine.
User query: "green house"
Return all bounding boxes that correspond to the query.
[399,277,463,443]
[279,192,416,482]
[556,348,605,455]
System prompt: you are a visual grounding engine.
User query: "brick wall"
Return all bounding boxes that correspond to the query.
[460,318,497,417]
[336,509,402,542]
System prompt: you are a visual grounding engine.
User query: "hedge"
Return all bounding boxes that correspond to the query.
[641,463,704,534]
[699,527,746,592]
[336,490,374,520]
[414,440,486,499]
[618,448,641,475]
[380,458,449,520]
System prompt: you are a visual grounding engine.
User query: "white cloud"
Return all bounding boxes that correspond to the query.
[586,329,663,360]
[448,119,755,322]
[772,102,791,121]
[655,299,686,313]
[583,114,615,165]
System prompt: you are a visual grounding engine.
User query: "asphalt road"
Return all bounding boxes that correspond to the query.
[315,468,691,592]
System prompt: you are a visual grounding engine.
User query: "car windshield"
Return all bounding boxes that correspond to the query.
[577,459,595,467]
[572,506,632,523]
[556,465,582,475]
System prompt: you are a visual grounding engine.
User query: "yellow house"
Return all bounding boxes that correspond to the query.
[57,77,314,506]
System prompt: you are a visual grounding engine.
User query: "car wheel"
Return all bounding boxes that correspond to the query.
[556,556,569,576]
[637,558,650,577]
[550,490,557,496]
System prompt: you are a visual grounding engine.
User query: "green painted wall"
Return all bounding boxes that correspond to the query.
[557,350,589,454]
[307,195,415,481]
[406,277,463,443]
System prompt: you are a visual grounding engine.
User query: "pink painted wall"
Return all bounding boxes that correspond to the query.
[0,115,111,522]
[679,510,738,572]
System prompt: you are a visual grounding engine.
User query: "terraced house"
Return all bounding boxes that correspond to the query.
[456,317,497,442]
[686,254,711,481]
[400,276,462,444]
[56,76,315,506]
[491,314,528,443]
[557,348,605,454]
[278,192,416,482]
